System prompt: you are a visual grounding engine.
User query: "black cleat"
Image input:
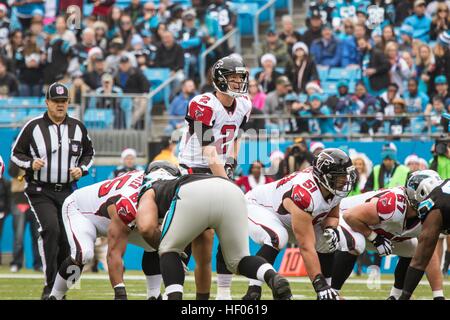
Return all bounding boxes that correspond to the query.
[268,274,292,300]
[41,286,52,300]
[242,285,262,300]
[386,296,397,300]
[148,294,162,300]
[433,296,445,300]
[48,296,57,300]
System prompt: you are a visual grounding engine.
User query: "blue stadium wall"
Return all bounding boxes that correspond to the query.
[0,128,434,273]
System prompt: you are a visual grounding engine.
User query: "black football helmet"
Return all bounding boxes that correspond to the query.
[146,160,180,177]
[312,148,357,197]
[212,54,249,98]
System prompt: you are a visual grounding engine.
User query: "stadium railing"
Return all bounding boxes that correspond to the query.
[253,0,277,52]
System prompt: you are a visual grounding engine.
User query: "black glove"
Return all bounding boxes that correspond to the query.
[114,286,127,300]
[224,158,237,180]
[368,232,393,256]
[312,274,339,300]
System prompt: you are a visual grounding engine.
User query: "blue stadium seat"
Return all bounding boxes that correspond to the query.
[328,67,352,81]
[120,98,133,129]
[83,109,114,129]
[317,66,329,82]
[143,68,171,106]
[234,3,259,36]
[0,97,42,107]
[250,67,262,79]
[0,109,27,123]
[27,107,46,119]
[322,81,338,96]
[297,27,307,35]
[275,0,289,10]
[232,0,273,24]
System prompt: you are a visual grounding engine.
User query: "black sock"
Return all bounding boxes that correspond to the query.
[58,256,84,282]
[196,292,210,300]
[256,244,280,265]
[318,252,335,278]
[331,251,357,290]
[142,251,160,276]
[443,251,450,271]
[160,252,185,297]
[394,257,412,290]
[216,244,232,274]
[237,255,269,280]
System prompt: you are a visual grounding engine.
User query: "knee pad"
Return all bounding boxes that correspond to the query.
[249,222,288,250]
[81,248,95,266]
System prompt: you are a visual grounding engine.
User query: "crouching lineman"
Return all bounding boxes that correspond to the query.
[233,148,356,300]
[49,170,163,300]
[330,172,444,300]
[136,161,292,300]
[399,170,450,299]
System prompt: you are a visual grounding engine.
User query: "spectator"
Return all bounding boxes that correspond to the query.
[425,95,449,131]
[110,148,144,178]
[419,157,429,170]
[305,81,323,96]
[379,24,396,51]
[13,1,45,30]
[349,152,372,196]
[372,0,396,25]
[309,141,325,156]
[404,154,421,172]
[106,5,122,39]
[429,134,450,178]
[385,98,410,135]
[92,0,115,19]
[1,30,23,73]
[93,21,109,51]
[404,0,432,42]
[430,3,450,40]
[115,55,150,94]
[155,31,185,73]
[395,0,415,26]
[264,76,292,125]
[168,79,196,130]
[255,53,282,94]
[136,1,159,35]
[385,41,412,94]
[333,80,358,131]
[235,161,274,193]
[83,56,106,90]
[259,28,289,68]
[434,75,450,106]
[338,18,355,40]
[266,150,285,180]
[95,72,126,129]
[167,5,184,36]
[398,24,414,53]
[285,41,319,93]
[73,28,97,71]
[415,44,435,95]
[43,34,74,84]
[286,93,309,133]
[364,142,410,191]
[302,9,323,47]
[426,0,450,17]
[178,9,203,79]
[152,136,179,165]
[0,57,18,97]
[307,1,333,25]
[55,15,76,47]
[379,83,401,115]
[7,161,41,273]
[357,36,391,94]
[277,137,315,178]
[105,38,137,76]
[310,23,342,67]
[331,0,358,30]
[0,4,9,48]
[341,22,367,67]
[124,0,143,23]
[70,71,90,106]
[354,82,383,134]
[279,15,302,54]
[207,0,236,34]
[430,37,450,96]
[116,14,135,51]
[306,93,336,134]
[248,79,266,111]
[404,78,430,113]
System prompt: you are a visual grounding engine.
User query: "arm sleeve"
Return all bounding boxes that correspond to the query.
[78,124,95,175]
[11,124,33,169]
[364,171,375,192]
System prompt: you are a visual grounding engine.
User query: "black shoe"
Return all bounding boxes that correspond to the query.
[268,274,292,300]
[41,286,52,300]
[242,285,262,300]
[386,296,397,300]
[148,294,162,300]
[433,296,445,300]
[48,296,57,300]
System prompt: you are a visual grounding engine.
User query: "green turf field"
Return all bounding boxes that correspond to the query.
[0,267,448,300]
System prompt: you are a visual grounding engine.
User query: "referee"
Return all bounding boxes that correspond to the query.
[10,82,95,299]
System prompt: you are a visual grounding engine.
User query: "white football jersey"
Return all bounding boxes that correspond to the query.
[71,170,144,232]
[178,92,252,168]
[340,187,421,241]
[246,167,343,228]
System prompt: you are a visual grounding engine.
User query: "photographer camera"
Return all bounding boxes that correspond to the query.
[430,134,450,179]
[275,137,315,179]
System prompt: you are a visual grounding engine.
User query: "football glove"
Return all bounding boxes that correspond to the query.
[369,232,393,256]
[323,227,340,252]
[312,274,339,300]
[224,158,237,180]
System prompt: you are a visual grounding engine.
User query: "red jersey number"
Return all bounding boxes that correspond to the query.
[218,124,236,154]
[98,174,132,198]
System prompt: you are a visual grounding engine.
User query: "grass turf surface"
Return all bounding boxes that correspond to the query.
[0,266,448,300]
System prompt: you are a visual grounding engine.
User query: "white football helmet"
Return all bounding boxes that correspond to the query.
[405,170,443,208]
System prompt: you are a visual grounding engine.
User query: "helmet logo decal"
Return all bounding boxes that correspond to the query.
[316,152,334,171]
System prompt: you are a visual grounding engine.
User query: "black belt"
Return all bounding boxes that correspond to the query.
[180,164,212,175]
[29,181,73,192]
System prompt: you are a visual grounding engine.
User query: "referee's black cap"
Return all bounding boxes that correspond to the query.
[46,82,69,101]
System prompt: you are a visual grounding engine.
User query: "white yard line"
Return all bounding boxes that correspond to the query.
[0,273,449,286]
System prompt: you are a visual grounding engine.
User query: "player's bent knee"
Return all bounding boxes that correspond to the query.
[81,248,95,265]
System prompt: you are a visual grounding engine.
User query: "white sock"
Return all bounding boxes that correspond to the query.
[256,263,275,283]
[165,284,183,295]
[216,286,231,299]
[50,273,70,299]
[249,279,263,287]
[216,274,233,298]
[390,287,402,299]
[146,275,162,299]
[326,277,332,286]
[433,290,444,299]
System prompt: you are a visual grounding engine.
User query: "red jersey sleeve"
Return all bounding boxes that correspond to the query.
[289,185,314,214]
[115,196,137,228]
[187,100,214,127]
[376,191,397,221]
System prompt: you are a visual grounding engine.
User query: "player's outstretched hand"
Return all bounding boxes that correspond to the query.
[312,274,340,300]
[369,233,393,256]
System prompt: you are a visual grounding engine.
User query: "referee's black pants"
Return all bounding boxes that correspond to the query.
[25,183,73,289]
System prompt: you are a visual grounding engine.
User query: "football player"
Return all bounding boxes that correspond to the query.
[136,161,292,300]
[234,148,356,300]
[330,176,445,300]
[177,54,252,300]
[399,170,450,299]
[49,170,162,300]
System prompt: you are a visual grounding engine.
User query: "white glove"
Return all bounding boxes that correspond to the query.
[323,227,340,252]
[368,232,393,256]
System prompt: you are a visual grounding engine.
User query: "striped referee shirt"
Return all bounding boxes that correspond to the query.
[11,112,95,184]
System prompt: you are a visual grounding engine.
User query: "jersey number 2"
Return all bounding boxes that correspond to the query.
[219,125,237,154]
